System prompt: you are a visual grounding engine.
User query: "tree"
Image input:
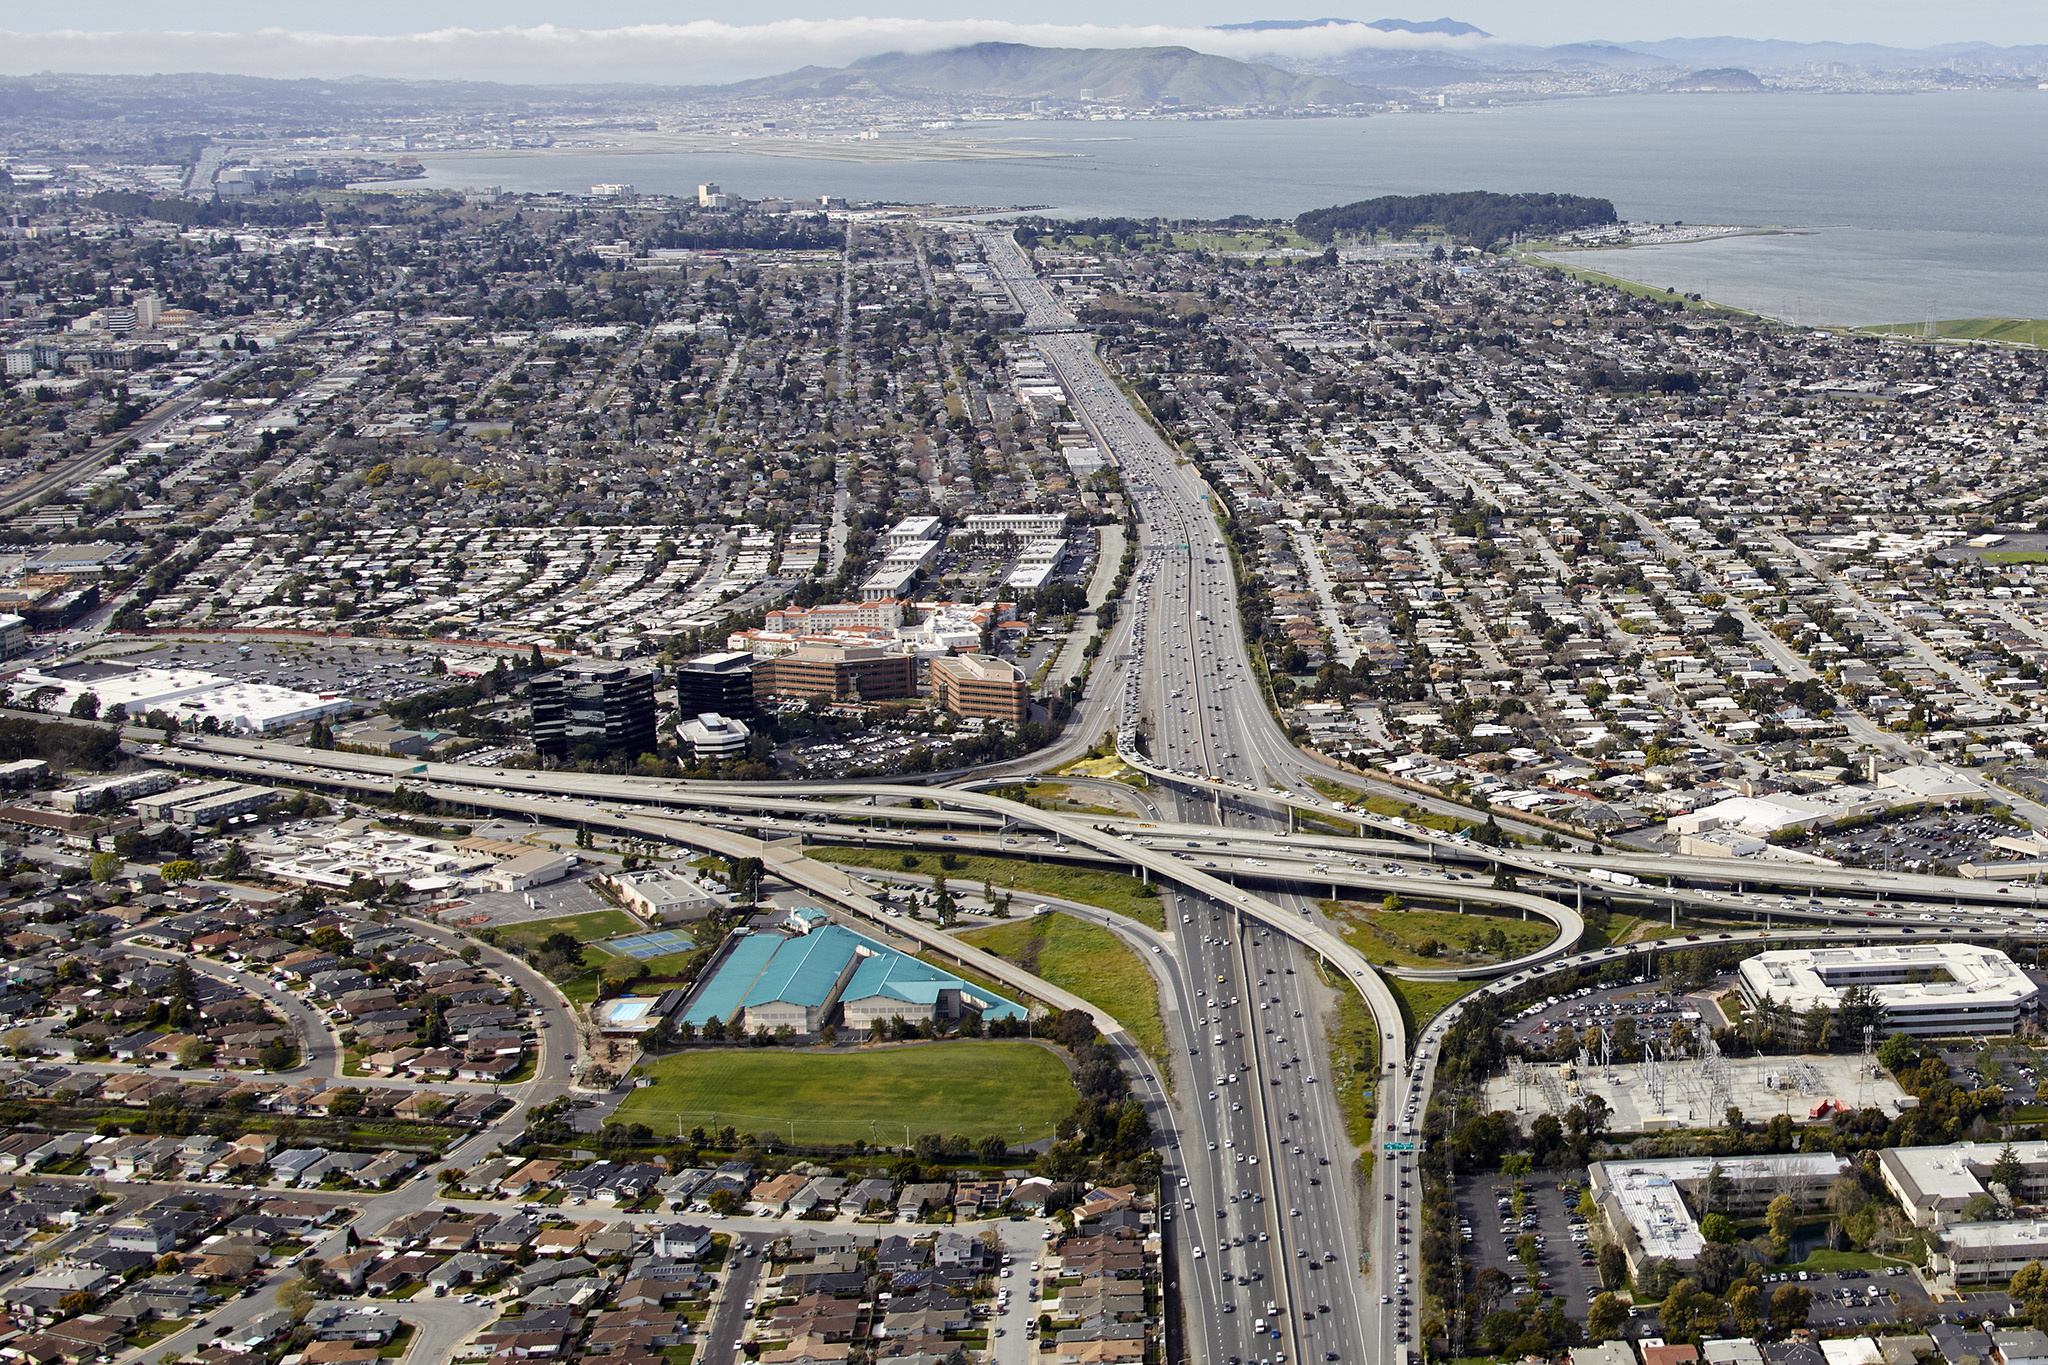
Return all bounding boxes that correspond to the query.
[707,1188,739,1216]
[276,1279,315,1322]
[1877,1030,1919,1074]
[1658,1278,1720,1343]
[160,859,199,884]
[88,850,122,883]
[68,692,100,720]
[1765,1193,1797,1258]
[1596,1242,1627,1290]
[1587,1291,1628,1342]
[1699,1212,1738,1244]
[211,841,249,877]
[1992,1144,2028,1205]
[1729,1280,1763,1336]
[258,1036,298,1071]
[1767,1283,1811,1336]
[2013,1260,2048,1304]
[175,1039,213,1070]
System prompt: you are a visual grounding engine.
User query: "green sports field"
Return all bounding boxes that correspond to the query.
[613,1040,1077,1145]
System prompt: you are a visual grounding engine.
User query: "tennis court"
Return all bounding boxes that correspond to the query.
[610,929,699,960]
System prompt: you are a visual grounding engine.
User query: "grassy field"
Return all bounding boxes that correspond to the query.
[1983,551,2048,565]
[961,913,1167,1061]
[486,909,640,953]
[1861,317,2048,348]
[808,848,1166,929]
[614,1041,1077,1145]
[1522,252,1759,318]
[1305,777,1482,837]
[1325,900,1559,970]
[1173,229,1319,255]
[1386,978,1487,1040]
[479,910,642,1004]
[1318,961,1382,1169]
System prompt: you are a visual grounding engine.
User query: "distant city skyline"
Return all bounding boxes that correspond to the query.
[5,4,2048,85]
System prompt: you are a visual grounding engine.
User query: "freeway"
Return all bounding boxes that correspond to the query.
[990,226,1401,1365]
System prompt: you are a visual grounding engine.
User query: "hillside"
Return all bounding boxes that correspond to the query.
[722,42,1377,108]
[1295,191,1618,247]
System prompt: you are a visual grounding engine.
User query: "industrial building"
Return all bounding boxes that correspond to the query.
[1736,944,2038,1038]
[1588,1153,1849,1276]
[529,660,657,763]
[675,651,759,723]
[681,923,1025,1034]
[929,653,1031,724]
[752,642,916,707]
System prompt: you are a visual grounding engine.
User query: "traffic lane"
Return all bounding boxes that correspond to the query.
[400,914,577,1085]
[701,1240,768,1364]
[118,940,338,1077]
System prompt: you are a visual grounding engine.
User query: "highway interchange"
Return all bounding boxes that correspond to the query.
[82,234,2048,1365]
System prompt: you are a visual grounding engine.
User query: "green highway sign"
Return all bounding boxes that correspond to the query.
[1383,1141,1417,1154]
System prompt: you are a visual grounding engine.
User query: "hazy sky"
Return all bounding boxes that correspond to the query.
[13,1,2045,45]
[4,2,2045,84]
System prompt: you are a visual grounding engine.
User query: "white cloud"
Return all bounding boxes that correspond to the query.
[0,18,1496,86]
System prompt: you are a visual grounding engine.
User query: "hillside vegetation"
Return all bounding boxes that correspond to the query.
[1296,191,1618,247]
[728,43,1375,109]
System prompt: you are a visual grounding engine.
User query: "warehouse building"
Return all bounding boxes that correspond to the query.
[1588,1153,1849,1276]
[680,924,1025,1035]
[1736,944,2038,1038]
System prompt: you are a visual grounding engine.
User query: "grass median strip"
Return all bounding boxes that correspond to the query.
[807,847,1167,929]
[614,1040,1076,1145]
[962,912,1168,1062]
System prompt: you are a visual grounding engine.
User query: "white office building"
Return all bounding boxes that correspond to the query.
[1736,944,2038,1038]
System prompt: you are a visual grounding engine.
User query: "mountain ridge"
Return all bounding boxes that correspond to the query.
[718,42,1379,107]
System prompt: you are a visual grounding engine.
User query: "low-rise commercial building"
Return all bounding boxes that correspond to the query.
[681,924,1025,1034]
[614,871,727,923]
[1588,1153,1849,1276]
[1736,944,2038,1038]
[677,712,750,762]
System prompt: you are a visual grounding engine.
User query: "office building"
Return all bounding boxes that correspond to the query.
[930,653,1031,724]
[674,651,758,723]
[1882,1140,2048,1227]
[1588,1153,1848,1276]
[1736,944,2038,1038]
[752,643,915,707]
[529,661,657,763]
[677,712,750,762]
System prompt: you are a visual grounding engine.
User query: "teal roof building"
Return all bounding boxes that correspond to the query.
[681,922,1026,1034]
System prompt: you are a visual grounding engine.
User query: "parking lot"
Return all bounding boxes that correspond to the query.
[1800,809,2022,873]
[1937,1040,2046,1108]
[1501,980,1704,1054]
[91,635,492,707]
[1455,1170,1601,1312]
[1453,1168,1935,1335]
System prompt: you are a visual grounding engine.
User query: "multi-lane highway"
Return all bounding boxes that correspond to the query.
[82,230,2047,1365]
